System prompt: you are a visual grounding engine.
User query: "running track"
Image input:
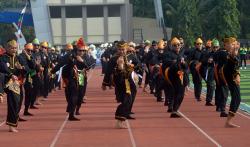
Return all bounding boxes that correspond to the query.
[0,68,250,147]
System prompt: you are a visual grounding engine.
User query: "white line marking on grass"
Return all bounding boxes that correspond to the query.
[126,120,137,147]
[50,70,94,147]
[179,112,222,147]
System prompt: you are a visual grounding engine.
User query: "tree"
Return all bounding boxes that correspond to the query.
[214,0,240,40]
[130,0,155,18]
[174,0,201,46]
[0,0,35,45]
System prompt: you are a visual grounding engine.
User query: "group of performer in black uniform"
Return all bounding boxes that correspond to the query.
[101,37,242,129]
[0,36,242,132]
[0,38,95,132]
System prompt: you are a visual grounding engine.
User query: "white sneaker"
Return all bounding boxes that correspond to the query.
[240,67,242,70]
[244,67,246,69]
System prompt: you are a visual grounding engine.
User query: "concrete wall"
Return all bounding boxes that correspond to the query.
[132,17,164,42]
[30,0,52,42]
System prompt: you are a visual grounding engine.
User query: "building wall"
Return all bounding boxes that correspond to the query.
[30,0,52,42]
[44,0,131,45]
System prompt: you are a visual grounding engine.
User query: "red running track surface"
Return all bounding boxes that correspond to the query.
[0,68,250,147]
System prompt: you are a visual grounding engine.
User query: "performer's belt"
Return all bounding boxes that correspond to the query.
[5,79,20,95]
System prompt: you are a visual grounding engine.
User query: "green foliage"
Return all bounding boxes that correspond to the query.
[0,0,35,45]
[131,0,249,42]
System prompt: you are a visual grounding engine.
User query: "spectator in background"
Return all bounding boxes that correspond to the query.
[0,45,5,103]
[239,44,247,69]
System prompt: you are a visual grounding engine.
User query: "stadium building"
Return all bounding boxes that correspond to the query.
[30,0,132,45]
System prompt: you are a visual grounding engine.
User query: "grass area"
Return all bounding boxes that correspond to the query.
[239,65,250,104]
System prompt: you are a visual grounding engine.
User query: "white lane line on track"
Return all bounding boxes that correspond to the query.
[126,120,137,147]
[188,88,250,120]
[50,70,94,147]
[179,111,222,147]
[199,92,250,120]
[50,114,69,147]
[0,121,5,127]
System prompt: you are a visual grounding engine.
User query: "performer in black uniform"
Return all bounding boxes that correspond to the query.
[188,38,204,101]
[199,40,216,106]
[102,41,135,129]
[223,38,241,128]
[51,38,89,121]
[163,37,188,118]
[0,39,25,132]
[18,43,37,116]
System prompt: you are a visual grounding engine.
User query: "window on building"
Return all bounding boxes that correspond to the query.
[87,6,103,18]
[50,6,61,18]
[66,6,82,18]
[108,5,120,17]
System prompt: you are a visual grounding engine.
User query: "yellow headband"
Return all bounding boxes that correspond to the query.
[7,40,17,47]
[224,37,236,44]
[171,37,180,45]
[40,41,48,48]
[196,38,203,44]
[25,43,33,50]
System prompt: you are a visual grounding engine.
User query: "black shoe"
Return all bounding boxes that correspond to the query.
[157,98,164,102]
[68,116,80,121]
[170,113,182,118]
[23,111,34,116]
[196,98,202,102]
[127,115,136,120]
[205,102,214,106]
[167,108,173,113]
[30,105,39,109]
[19,118,27,122]
[130,112,135,115]
[75,111,80,115]
[220,112,228,117]
[216,107,221,112]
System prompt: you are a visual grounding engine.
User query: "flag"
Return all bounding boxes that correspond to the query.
[17,1,28,37]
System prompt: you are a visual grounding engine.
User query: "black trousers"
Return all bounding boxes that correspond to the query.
[154,75,165,100]
[115,93,132,121]
[6,90,20,127]
[191,69,202,100]
[137,69,144,86]
[31,75,40,106]
[215,84,228,112]
[164,82,173,107]
[149,67,159,92]
[65,81,78,116]
[240,54,247,67]
[206,80,215,103]
[19,86,24,113]
[0,73,4,94]
[172,81,185,112]
[101,61,107,74]
[228,82,241,113]
[24,82,36,112]
[128,83,137,113]
[42,75,49,98]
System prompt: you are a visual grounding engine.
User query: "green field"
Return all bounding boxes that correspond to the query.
[191,65,250,106]
[239,65,250,105]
